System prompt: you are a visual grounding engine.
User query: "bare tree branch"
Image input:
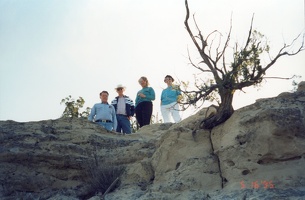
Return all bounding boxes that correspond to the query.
[184,0,201,52]
[187,49,211,73]
[263,76,298,80]
[184,0,221,81]
[183,0,304,129]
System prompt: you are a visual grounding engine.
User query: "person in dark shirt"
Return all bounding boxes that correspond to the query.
[111,84,135,134]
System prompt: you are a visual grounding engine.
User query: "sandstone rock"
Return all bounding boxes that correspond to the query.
[0,118,158,199]
[297,81,305,92]
[0,85,305,199]
[211,89,305,193]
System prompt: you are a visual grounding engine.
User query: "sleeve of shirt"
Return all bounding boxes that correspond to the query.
[88,105,96,121]
[135,93,140,107]
[146,87,155,101]
[112,106,118,130]
[110,99,115,105]
[161,89,165,101]
[129,98,135,116]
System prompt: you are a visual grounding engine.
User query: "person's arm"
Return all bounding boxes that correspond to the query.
[88,105,96,121]
[160,90,165,105]
[112,106,118,130]
[129,98,135,116]
[111,98,118,111]
[135,93,140,106]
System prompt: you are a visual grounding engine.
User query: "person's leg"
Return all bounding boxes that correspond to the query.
[120,116,131,134]
[135,104,143,127]
[96,121,105,129]
[170,103,181,123]
[116,115,123,133]
[105,122,114,131]
[142,101,153,126]
[97,121,113,131]
[161,104,172,123]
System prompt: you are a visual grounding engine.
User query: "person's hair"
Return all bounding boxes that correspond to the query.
[139,76,149,87]
[100,91,109,96]
[164,75,174,82]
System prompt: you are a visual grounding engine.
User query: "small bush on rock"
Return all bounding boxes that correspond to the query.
[86,161,125,196]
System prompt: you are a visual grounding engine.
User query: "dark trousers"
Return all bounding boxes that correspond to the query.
[135,101,153,127]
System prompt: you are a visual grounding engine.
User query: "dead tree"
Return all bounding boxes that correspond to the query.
[183,0,304,129]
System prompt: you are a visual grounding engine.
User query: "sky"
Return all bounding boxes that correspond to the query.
[0,0,304,122]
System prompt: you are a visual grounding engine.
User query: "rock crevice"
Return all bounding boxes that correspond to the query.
[1,82,305,199]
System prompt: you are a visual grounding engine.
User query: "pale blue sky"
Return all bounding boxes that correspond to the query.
[0,0,304,122]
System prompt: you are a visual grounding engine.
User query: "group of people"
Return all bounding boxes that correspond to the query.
[88,75,182,134]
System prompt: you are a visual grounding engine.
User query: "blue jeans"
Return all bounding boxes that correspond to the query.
[116,114,131,134]
[96,121,113,131]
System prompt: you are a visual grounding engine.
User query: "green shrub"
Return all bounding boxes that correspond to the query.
[60,95,90,118]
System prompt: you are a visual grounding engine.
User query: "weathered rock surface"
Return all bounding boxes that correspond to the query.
[0,82,305,199]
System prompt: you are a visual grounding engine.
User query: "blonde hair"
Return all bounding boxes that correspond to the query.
[139,76,149,87]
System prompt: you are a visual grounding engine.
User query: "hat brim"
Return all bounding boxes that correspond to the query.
[115,86,126,90]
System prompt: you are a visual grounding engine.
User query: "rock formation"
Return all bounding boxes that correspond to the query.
[1,82,305,199]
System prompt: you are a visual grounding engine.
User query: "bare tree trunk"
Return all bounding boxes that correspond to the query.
[201,90,234,129]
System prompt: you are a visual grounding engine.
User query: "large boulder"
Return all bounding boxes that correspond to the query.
[211,89,305,192]
[0,82,304,199]
[0,119,158,199]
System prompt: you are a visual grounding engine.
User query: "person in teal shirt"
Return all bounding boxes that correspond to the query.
[135,76,155,127]
[160,75,181,123]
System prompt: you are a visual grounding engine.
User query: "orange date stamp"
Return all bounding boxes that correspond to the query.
[240,180,275,189]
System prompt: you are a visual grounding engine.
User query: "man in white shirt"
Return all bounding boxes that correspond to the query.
[111,84,135,134]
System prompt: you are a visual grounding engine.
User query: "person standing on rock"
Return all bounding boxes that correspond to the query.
[88,91,117,131]
[160,75,182,123]
[111,84,135,134]
[135,76,155,128]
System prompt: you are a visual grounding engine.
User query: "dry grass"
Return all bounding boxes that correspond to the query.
[86,161,125,196]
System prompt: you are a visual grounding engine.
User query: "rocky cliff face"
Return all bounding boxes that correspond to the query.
[1,82,305,200]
